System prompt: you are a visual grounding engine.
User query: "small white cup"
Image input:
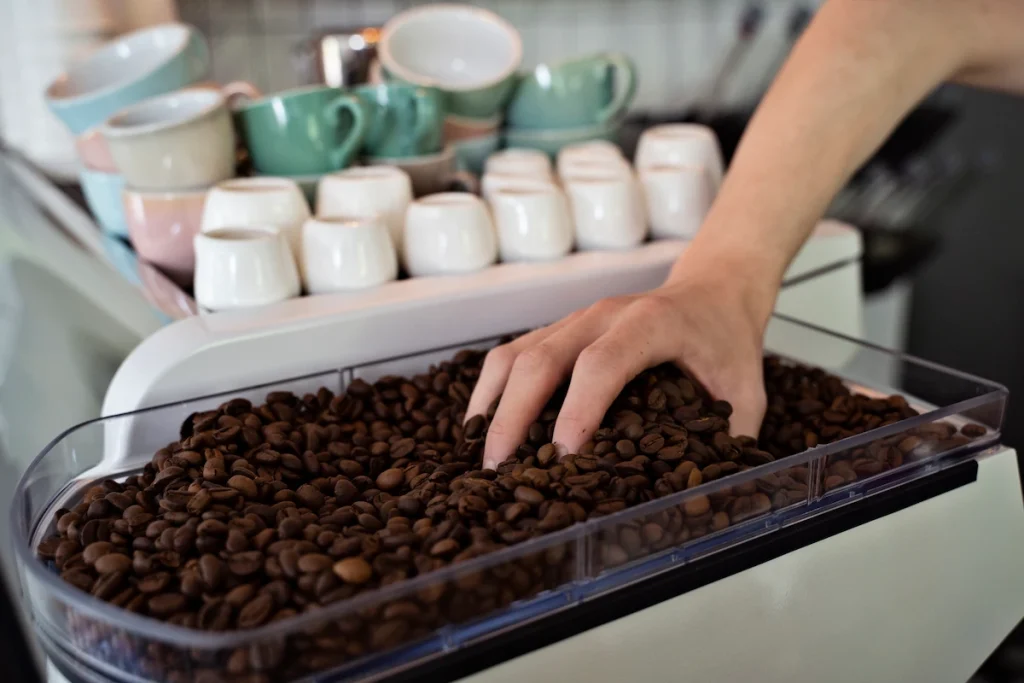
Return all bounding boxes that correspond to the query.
[316,166,413,250]
[193,226,300,310]
[481,173,554,203]
[489,184,574,262]
[558,156,632,183]
[639,164,715,240]
[634,123,724,187]
[564,171,647,250]
[102,87,237,190]
[403,193,497,276]
[201,177,311,259]
[556,140,623,177]
[301,216,398,294]
[484,148,553,179]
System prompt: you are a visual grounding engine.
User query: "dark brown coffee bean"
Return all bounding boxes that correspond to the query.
[199,554,224,589]
[513,486,544,505]
[333,557,372,584]
[638,433,664,454]
[94,553,131,574]
[961,423,986,438]
[228,551,264,576]
[82,541,113,565]
[376,469,404,492]
[296,484,325,510]
[227,475,258,499]
[297,553,333,573]
[236,593,274,629]
[148,592,187,617]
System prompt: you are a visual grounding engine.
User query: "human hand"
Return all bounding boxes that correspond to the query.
[469,262,778,470]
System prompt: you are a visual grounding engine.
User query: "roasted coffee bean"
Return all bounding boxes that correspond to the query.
[227,475,258,499]
[333,557,372,584]
[94,553,132,574]
[236,593,274,629]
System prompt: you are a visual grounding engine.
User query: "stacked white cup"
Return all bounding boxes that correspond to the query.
[634,124,723,239]
[558,142,648,250]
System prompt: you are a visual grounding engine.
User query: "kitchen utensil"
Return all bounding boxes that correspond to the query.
[293,27,382,88]
[634,123,724,187]
[78,166,129,238]
[694,4,764,120]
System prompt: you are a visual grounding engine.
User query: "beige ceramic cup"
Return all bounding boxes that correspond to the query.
[103,86,254,190]
[639,164,715,240]
[122,186,208,286]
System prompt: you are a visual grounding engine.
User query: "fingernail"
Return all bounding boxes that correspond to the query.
[553,442,569,458]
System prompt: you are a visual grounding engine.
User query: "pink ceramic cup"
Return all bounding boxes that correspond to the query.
[76,127,119,173]
[123,186,208,287]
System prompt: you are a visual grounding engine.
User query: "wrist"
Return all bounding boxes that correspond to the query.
[664,241,782,333]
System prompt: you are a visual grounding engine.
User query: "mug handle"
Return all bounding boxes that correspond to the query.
[595,53,638,124]
[324,95,368,170]
[222,80,262,108]
[412,89,441,152]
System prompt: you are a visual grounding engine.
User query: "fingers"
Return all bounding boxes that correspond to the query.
[466,322,567,421]
[553,307,667,453]
[686,355,767,440]
[481,312,613,469]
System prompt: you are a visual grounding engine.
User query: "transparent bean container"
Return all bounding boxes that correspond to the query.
[11,316,1007,683]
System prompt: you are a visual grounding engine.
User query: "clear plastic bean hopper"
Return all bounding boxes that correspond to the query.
[9,219,1023,683]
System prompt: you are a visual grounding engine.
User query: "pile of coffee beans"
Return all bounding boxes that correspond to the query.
[36,349,987,682]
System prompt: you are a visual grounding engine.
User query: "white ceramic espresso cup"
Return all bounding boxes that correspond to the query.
[564,171,647,250]
[480,173,553,203]
[193,226,300,310]
[484,148,553,179]
[316,166,413,250]
[301,216,398,294]
[201,177,311,258]
[558,155,632,184]
[556,140,623,177]
[102,87,238,190]
[639,164,715,240]
[634,123,724,187]
[489,184,574,262]
[403,193,497,276]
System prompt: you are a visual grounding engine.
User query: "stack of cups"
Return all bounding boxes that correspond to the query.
[303,166,412,293]
[106,83,259,289]
[634,124,724,240]
[43,23,213,240]
[378,5,522,174]
[557,142,648,251]
[481,148,573,262]
[194,177,309,310]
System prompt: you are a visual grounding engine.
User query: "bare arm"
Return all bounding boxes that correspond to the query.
[474,0,1024,468]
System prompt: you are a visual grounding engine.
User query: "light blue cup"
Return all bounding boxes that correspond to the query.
[79,167,129,238]
[453,133,503,174]
[45,23,209,135]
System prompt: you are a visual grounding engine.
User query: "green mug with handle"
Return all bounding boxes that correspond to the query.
[506,52,638,130]
[235,86,367,175]
[354,83,444,158]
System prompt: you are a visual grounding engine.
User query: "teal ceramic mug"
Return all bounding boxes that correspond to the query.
[235,86,367,175]
[353,83,444,158]
[506,53,638,130]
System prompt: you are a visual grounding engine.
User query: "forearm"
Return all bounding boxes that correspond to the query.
[668,0,1024,322]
